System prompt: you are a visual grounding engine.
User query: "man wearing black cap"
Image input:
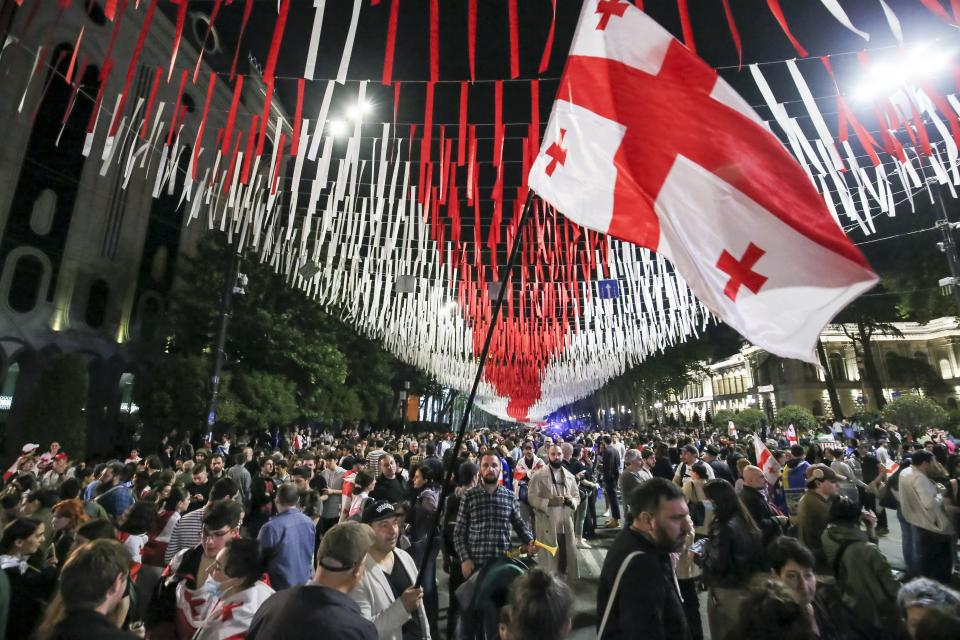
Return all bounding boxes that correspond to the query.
[349,500,429,640]
[247,522,377,640]
[702,445,734,483]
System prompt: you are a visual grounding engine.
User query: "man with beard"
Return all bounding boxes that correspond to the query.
[596,478,692,640]
[369,455,408,505]
[512,443,545,533]
[454,453,536,580]
[527,444,580,578]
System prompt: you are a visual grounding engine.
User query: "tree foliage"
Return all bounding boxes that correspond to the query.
[22,353,89,457]
[134,233,434,431]
[773,405,818,431]
[713,407,766,432]
[881,395,948,436]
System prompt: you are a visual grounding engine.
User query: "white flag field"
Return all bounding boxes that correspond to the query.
[528,0,879,363]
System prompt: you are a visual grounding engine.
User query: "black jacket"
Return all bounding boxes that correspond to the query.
[601,447,621,483]
[739,485,784,545]
[247,584,377,640]
[703,517,766,589]
[47,610,139,640]
[597,528,690,640]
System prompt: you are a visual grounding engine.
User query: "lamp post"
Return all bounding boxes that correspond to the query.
[206,250,244,434]
[399,381,410,434]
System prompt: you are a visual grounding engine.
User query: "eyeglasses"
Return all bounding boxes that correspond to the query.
[201,527,234,540]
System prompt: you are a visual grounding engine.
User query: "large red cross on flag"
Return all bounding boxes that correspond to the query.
[528,0,877,363]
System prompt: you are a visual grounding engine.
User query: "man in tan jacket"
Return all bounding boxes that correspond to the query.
[528,444,580,578]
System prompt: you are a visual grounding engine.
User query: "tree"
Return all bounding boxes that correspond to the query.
[134,232,422,429]
[713,407,766,433]
[22,353,89,457]
[773,405,817,431]
[816,340,844,419]
[884,353,950,396]
[837,287,904,410]
[881,395,948,437]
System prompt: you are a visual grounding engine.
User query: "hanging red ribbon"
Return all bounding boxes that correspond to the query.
[430,0,439,82]
[494,80,503,166]
[539,0,556,73]
[193,71,217,180]
[721,0,742,69]
[165,68,187,147]
[105,0,117,20]
[230,0,253,81]
[766,0,808,57]
[222,74,244,154]
[529,79,540,159]
[508,0,520,78]
[263,0,290,84]
[109,0,157,138]
[140,65,163,139]
[256,79,273,156]
[676,0,695,53]
[393,82,401,129]
[422,81,436,170]
[290,78,305,157]
[169,0,188,79]
[104,0,128,62]
[240,114,258,183]
[382,0,400,85]
[458,81,468,166]
[468,0,477,83]
[919,0,952,22]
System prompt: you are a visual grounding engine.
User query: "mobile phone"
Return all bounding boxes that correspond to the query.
[690,538,708,556]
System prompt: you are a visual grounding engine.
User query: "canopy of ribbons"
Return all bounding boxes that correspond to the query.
[4,0,960,422]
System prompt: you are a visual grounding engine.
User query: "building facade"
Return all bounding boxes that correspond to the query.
[665,317,960,422]
[0,2,287,457]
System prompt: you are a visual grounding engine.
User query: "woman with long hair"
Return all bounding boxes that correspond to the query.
[193,538,274,640]
[1,517,58,638]
[343,471,375,522]
[50,499,89,567]
[700,479,766,640]
[411,463,442,637]
[139,487,189,621]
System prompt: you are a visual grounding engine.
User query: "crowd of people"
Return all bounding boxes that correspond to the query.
[0,419,958,639]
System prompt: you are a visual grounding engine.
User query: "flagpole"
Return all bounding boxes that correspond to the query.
[414,189,537,585]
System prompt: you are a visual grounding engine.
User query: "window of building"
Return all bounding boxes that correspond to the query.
[939,356,953,380]
[85,279,109,328]
[8,255,45,313]
[828,352,847,381]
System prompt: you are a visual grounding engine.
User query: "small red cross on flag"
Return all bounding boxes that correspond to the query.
[716,243,768,301]
[545,129,568,176]
[595,0,629,30]
[528,0,877,363]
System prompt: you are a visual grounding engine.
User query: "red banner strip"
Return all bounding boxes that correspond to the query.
[230,0,253,81]
[430,0,439,82]
[222,74,244,154]
[720,0,742,69]
[494,80,503,166]
[140,65,163,140]
[539,0,556,73]
[458,81,468,166]
[165,68,187,147]
[677,0,695,53]
[468,0,477,83]
[108,0,156,137]
[508,0,519,78]
[382,0,400,85]
[193,71,218,180]
[263,0,290,84]
[290,77,305,157]
[766,0,808,57]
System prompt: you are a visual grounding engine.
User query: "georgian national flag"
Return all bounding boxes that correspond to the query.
[753,434,782,486]
[528,0,878,363]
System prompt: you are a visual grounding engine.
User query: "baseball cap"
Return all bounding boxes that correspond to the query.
[21,443,40,454]
[361,500,397,524]
[805,464,842,486]
[704,445,720,457]
[317,522,375,571]
[53,453,68,461]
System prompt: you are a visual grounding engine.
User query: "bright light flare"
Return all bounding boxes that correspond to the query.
[347,99,373,121]
[328,119,347,137]
[854,43,954,102]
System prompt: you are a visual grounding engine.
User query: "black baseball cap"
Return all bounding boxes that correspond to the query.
[361,500,397,524]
